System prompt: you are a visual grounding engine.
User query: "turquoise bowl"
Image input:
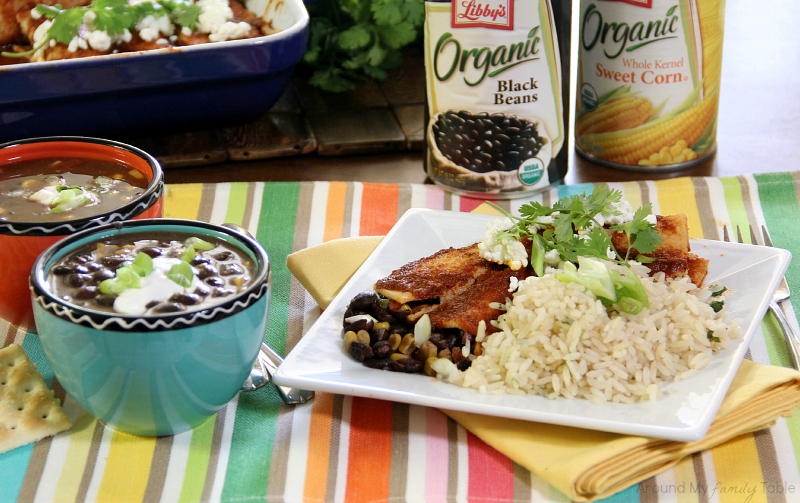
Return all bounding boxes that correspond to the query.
[29,219,271,436]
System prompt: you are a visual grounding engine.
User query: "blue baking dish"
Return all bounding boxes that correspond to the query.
[0,0,309,141]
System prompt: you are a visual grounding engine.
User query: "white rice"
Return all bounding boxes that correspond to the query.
[441,263,742,404]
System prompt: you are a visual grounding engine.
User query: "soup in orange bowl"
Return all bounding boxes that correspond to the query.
[0,136,164,329]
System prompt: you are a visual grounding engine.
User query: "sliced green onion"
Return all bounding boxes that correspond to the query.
[180,245,196,263]
[130,252,154,277]
[98,265,141,295]
[184,237,215,250]
[167,261,193,287]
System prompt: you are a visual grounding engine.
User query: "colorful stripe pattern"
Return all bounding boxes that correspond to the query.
[3,175,800,503]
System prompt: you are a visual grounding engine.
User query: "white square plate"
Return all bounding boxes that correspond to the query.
[274,209,792,441]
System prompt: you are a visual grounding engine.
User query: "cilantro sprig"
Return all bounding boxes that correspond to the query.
[490,184,663,274]
[2,0,201,59]
[487,185,664,314]
[301,0,424,92]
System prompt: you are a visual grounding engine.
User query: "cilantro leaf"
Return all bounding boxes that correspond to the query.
[301,0,422,92]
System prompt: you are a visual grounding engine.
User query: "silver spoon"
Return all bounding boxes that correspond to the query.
[223,223,315,405]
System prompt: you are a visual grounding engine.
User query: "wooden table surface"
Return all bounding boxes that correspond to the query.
[164,0,800,187]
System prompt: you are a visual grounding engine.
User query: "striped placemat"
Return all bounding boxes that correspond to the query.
[3,173,800,503]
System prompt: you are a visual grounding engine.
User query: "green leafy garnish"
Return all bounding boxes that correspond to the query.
[184,237,215,251]
[556,256,650,314]
[180,245,196,263]
[707,330,720,343]
[130,252,154,277]
[49,186,94,213]
[489,184,663,268]
[301,0,424,92]
[99,265,142,295]
[710,285,728,297]
[488,185,663,314]
[2,0,201,59]
[167,261,194,288]
[710,300,724,313]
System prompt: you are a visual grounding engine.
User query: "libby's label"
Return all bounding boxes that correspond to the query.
[575,0,725,169]
[452,0,514,30]
[424,0,566,196]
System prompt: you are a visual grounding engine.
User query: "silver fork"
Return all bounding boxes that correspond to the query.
[724,225,800,368]
[759,225,800,369]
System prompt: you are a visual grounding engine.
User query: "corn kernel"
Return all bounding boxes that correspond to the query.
[344,331,358,352]
[374,321,390,330]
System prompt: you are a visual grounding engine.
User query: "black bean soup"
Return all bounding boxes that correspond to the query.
[341,291,475,376]
[49,232,254,316]
[0,157,148,222]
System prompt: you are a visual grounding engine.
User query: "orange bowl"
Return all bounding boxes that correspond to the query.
[0,137,164,329]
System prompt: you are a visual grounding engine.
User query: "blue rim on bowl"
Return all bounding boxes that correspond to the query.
[0,136,165,237]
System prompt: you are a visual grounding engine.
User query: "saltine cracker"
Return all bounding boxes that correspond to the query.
[0,344,72,454]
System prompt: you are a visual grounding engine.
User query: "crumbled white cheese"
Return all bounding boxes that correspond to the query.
[209,21,251,41]
[32,20,53,59]
[196,0,252,42]
[197,0,235,34]
[31,8,42,19]
[87,30,113,51]
[478,218,528,270]
[137,13,175,42]
[68,36,89,52]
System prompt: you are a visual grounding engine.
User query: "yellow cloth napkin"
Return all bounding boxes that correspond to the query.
[286,227,800,502]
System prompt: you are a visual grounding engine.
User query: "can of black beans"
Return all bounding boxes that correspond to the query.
[423,0,571,199]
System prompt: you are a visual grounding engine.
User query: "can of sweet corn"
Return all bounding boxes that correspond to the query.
[423,0,571,198]
[575,0,725,171]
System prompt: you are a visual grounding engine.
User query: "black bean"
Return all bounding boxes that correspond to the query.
[349,291,380,311]
[363,358,392,370]
[193,283,211,297]
[391,358,423,373]
[456,359,472,371]
[83,262,103,272]
[65,274,91,287]
[213,251,234,261]
[73,254,94,264]
[52,265,73,275]
[145,300,160,309]
[140,247,163,258]
[192,256,212,266]
[95,295,116,307]
[219,263,244,276]
[75,286,98,300]
[196,264,218,279]
[91,270,115,283]
[211,287,234,298]
[345,318,373,334]
[170,293,201,305]
[349,341,373,362]
[153,302,186,313]
[372,340,393,359]
[73,264,90,274]
[204,277,224,287]
[370,328,389,345]
[100,255,128,268]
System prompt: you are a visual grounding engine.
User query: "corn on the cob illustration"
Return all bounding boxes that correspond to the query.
[698,0,725,96]
[576,97,653,136]
[579,91,718,166]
